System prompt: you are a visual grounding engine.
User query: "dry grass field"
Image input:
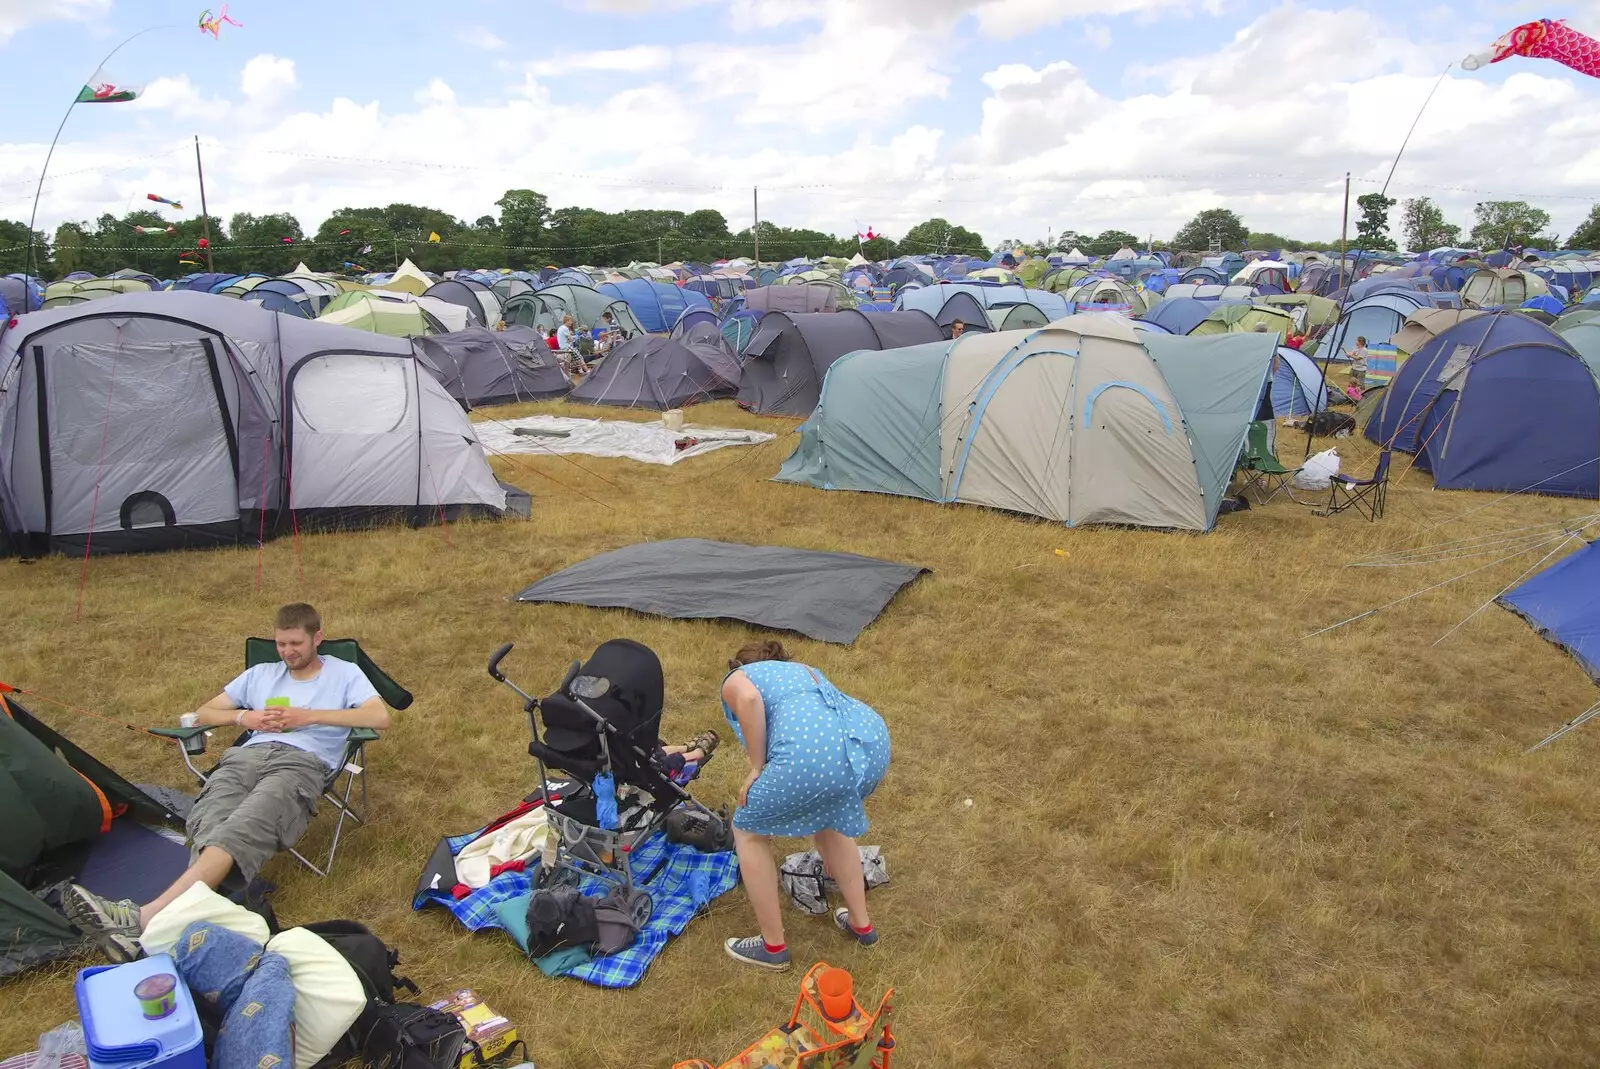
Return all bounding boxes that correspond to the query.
[5,399,1600,1068]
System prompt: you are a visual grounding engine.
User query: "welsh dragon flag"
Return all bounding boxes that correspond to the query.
[76,68,140,103]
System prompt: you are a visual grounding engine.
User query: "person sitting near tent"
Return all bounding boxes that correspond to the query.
[950,319,966,339]
[720,640,891,972]
[540,326,560,352]
[62,603,389,962]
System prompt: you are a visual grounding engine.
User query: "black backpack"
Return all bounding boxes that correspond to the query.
[302,920,428,1069]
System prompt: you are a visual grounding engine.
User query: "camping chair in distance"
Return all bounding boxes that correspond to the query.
[1317,450,1391,521]
[149,638,412,878]
[1237,420,1303,504]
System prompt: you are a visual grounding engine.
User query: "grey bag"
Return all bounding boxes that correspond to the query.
[591,886,650,954]
[779,846,889,916]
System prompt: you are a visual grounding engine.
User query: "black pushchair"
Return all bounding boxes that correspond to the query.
[487,639,724,917]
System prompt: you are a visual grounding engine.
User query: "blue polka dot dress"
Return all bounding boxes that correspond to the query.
[722,660,891,838]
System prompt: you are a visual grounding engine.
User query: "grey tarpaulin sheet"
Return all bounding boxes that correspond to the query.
[513,538,928,644]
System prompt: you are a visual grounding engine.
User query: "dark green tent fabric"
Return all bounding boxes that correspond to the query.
[0,700,106,874]
[1,868,86,977]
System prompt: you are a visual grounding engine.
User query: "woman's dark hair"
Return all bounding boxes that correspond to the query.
[729,640,789,671]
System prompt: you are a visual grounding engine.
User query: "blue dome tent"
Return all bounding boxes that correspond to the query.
[1498,539,1600,684]
[598,279,711,333]
[1367,312,1600,497]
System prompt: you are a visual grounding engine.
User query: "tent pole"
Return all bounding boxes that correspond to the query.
[752,186,760,266]
[194,136,215,273]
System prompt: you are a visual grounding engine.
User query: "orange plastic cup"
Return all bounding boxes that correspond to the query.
[817,967,853,1020]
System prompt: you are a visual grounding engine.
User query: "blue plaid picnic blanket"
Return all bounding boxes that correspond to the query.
[413,826,739,989]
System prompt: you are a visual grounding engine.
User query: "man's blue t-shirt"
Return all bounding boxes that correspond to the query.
[224,655,380,770]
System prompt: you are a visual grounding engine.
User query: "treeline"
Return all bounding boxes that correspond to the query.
[0,188,996,280]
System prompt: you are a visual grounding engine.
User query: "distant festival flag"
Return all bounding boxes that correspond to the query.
[76,68,141,103]
[279,236,294,244]
[357,243,373,255]
[428,231,442,243]
[147,193,184,210]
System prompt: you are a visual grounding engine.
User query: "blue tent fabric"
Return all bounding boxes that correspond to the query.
[1140,296,1214,335]
[1523,295,1565,316]
[598,279,711,333]
[1367,312,1600,497]
[1270,347,1328,417]
[1498,539,1600,683]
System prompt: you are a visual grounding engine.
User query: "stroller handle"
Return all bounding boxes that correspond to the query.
[487,642,514,682]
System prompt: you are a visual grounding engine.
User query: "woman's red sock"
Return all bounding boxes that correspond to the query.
[851,922,874,936]
[764,940,787,954]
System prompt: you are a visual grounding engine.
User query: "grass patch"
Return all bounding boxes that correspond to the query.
[5,401,1600,1067]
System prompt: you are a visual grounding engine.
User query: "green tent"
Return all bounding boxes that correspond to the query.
[318,291,445,337]
[1,695,180,977]
[1190,304,1296,339]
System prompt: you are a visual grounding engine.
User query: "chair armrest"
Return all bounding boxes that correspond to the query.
[149,726,209,742]
[349,727,380,743]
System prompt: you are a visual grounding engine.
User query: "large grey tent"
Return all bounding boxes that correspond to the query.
[569,325,741,409]
[0,291,512,556]
[738,309,942,416]
[415,326,570,408]
[514,538,927,643]
[423,279,488,328]
[742,285,837,314]
[776,316,1276,531]
[504,284,646,336]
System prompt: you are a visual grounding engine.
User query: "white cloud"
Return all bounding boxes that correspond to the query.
[524,46,672,77]
[239,55,296,106]
[455,25,506,51]
[0,0,109,44]
[7,1,1600,253]
[1083,23,1112,49]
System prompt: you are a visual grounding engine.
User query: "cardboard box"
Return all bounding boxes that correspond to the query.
[429,990,519,1068]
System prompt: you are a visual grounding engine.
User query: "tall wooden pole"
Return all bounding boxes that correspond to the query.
[1339,171,1350,288]
[194,136,215,272]
[752,186,760,265]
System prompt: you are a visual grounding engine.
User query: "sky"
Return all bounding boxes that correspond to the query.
[3,0,1600,252]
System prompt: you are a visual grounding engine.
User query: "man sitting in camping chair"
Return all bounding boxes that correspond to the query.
[62,603,388,962]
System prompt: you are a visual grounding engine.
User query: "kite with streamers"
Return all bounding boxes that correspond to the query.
[1463,18,1600,78]
[132,225,176,236]
[198,5,242,39]
[147,193,184,210]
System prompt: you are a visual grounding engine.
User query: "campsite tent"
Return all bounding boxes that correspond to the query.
[423,279,490,328]
[774,317,1275,531]
[598,279,711,333]
[1138,296,1219,336]
[2,692,183,977]
[743,285,837,314]
[895,283,1071,322]
[738,309,943,416]
[568,327,741,409]
[0,292,511,555]
[1190,304,1296,339]
[1321,289,1434,360]
[505,284,645,336]
[319,291,447,337]
[377,258,434,296]
[1463,268,1549,309]
[1367,312,1600,497]
[1498,539,1600,683]
[1389,308,1483,354]
[415,326,570,408]
[1269,347,1329,417]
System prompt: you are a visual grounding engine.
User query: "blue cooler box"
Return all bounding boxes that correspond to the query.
[75,955,204,1069]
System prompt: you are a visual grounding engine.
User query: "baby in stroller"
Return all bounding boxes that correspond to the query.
[488,638,729,900]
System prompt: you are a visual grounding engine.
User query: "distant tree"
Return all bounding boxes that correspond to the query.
[1084,229,1140,257]
[1354,193,1397,251]
[0,219,50,275]
[50,222,88,276]
[495,189,550,268]
[1566,204,1600,250]
[473,215,497,230]
[1399,197,1462,251]
[1469,200,1553,249]
[219,212,305,275]
[900,217,988,257]
[1173,208,1247,252]
[1053,230,1085,253]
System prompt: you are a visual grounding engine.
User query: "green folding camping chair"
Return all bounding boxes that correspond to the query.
[1237,420,1303,504]
[149,638,412,878]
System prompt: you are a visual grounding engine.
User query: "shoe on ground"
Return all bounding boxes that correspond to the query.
[62,884,142,963]
[724,935,791,971]
[834,907,879,947]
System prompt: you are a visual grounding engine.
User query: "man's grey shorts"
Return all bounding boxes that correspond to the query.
[187,742,328,881]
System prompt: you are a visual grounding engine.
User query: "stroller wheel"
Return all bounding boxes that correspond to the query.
[630,891,653,928]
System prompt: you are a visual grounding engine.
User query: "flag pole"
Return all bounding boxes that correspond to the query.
[194,135,215,272]
[25,25,176,286]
